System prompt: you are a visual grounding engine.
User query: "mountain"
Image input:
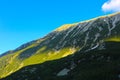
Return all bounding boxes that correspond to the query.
[0,12,120,80]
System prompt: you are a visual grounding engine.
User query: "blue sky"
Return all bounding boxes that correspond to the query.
[0,0,115,54]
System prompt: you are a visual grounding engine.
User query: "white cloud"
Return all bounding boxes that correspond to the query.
[102,0,120,12]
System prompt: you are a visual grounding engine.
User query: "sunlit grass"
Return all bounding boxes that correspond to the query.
[0,43,39,78]
[105,36,120,42]
[55,24,77,31]
[23,47,78,66]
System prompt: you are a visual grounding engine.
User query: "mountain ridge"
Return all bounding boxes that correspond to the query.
[1,12,120,55]
[0,12,120,79]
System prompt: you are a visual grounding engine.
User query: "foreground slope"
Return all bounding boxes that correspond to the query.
[0,12,120,79]
[2,41,120,80]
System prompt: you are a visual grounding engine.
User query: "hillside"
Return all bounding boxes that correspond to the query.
[0,12,120,80]
[1,41,120,80]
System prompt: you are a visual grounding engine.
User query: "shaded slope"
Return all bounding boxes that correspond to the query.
[1,41,120,80]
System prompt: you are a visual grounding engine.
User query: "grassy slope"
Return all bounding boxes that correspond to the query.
[0,38,78,78]
[0,42,38,78]
[1,40,120,80]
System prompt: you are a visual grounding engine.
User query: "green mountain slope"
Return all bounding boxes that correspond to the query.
[0,12,120,79]
[1,41,120,80]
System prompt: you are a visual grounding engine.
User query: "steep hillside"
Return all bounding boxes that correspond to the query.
[1,41,120,80]
[0,12,120,79]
